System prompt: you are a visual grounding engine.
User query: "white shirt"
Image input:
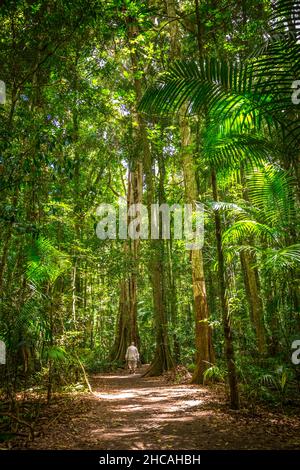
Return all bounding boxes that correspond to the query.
[125,345,139,361]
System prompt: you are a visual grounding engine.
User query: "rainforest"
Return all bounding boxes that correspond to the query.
[0,0,300,459]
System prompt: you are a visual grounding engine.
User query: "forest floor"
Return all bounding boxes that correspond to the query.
[10,365,300,450]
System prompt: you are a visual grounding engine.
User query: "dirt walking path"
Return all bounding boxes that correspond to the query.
[23,366,300,450]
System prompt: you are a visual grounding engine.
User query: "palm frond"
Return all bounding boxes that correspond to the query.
[204,131,273,169]
[140,59,256,117]
[262,244,300,272]
[206,200,247,216]
[246,164,296,225]
[222,220,278,245]
[270,0,300,38]
[140,0,300,143]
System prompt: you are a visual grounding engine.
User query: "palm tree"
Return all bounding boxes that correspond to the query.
[139,0,300,408]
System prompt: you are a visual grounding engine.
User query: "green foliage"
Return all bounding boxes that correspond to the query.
[262,245,300,273]
[246,164,296,226]
[0,0,299,421]
[42,346,68,362]
[223,220,277,244]
[204,365,226,383]
[237,357,296,405]
[140,1,300,145]
[83,350,123,373]
[26,237,71,286]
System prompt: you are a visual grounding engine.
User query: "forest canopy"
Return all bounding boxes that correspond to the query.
[0,0,300,452]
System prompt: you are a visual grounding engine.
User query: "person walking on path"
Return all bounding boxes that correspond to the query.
[125,342,140,374]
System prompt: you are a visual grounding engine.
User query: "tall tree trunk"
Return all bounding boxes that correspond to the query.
[240,167,266,354]
[71,48,83,324]
[167,238,180,362]
[111,279,130,362]
[180,115,214,383]
[0,227,13,293]
[110,166,142,362]
[212,171,239,409]
[71,262,77,327]
[240,251,266,354]
[127,17,174,376]
[166,0,214,383]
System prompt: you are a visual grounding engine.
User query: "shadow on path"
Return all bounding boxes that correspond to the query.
[27,366,300,450]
